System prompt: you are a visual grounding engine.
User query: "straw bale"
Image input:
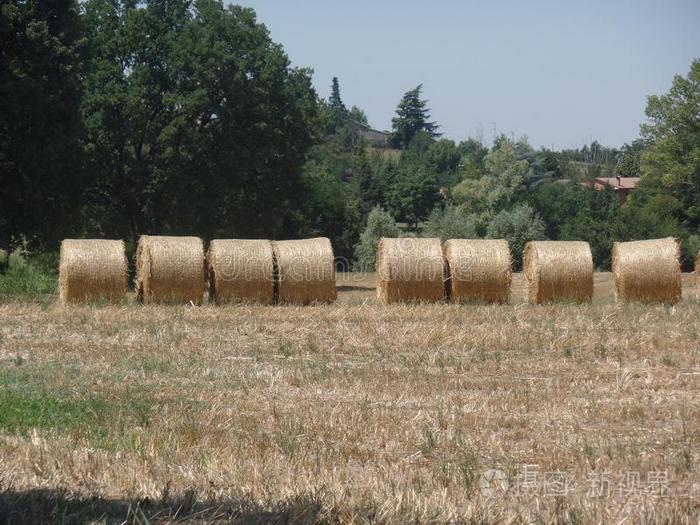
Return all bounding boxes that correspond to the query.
[523,241,593,304]
[59,239,127,304]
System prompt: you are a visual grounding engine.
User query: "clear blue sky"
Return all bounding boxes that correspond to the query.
[234,1,699,149]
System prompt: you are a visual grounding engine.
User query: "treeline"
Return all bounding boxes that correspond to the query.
[1,0,698,272]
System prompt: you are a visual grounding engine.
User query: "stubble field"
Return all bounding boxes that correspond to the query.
[0,273,699,524]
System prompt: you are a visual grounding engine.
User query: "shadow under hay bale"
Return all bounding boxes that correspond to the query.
[207,239,274,304]
[272,238,336,305]
[444,239,512,304]
[136,235,205,304]
[376,237,444,304]
[523,241,593,304]
[59,239,127,304]
[612,237,681,304]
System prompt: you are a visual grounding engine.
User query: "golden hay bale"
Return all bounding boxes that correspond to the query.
[523,241,593,304]
[206,239,274,304]
[376,237,445,304]
[443,239,512,304]
[59,239,127,304]
[612,237,681,304]
[272,237,336,305]
[136,235,205,304]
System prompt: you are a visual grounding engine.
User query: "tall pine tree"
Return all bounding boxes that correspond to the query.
[390,84,440,148]
[328,76,348,130]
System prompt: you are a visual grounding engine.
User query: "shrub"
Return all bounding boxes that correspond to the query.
[353,207,400,272]
[423,205,479,242]
[487,204,547,269]
[0,253,58,299]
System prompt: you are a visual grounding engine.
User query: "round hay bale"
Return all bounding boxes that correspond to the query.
[136,235,205,304]
[523,241,593,304]
[272,237,336,305]
[612,237,681,304]
[59,239,128,304]
[444,239,512,304]
[376,237,445,304]
[207,239,274,304]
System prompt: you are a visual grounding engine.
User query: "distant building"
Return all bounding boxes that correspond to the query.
[349,120,391,147]
[593,176,640,203]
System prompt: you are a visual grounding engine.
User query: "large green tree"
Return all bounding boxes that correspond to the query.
[390,84,439,148]
[0,0,85,253]
[639,59,700,230]
[81,0,318,240]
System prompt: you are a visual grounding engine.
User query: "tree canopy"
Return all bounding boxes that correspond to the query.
[0,0,85,250]
[390,84,440,148]
[80,0,318,240]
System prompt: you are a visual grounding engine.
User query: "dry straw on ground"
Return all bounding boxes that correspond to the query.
[443,239,512,304]
[523,240,593,304]
[206,240,274,304]
[612,237,681,303]
[376,237,445,304]
[59,239,127,304]
[136,235,205,304]
[272,237,336,305]
[697,250,700,298]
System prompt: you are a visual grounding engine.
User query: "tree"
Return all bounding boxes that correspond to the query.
[427,139,461,183]
[353,206,399,271]
[528,181,585,239]
[390,84,440,148]
[348,105,368,126]
[423,205,478,242]
[298,164,362,262]
[450,138,528,221]
[386,166,439,228]
[81,0,317,240]
[0,0,86,253]
[639,59,700,229]
[486,204,547,268]
[328,76,349,131]
[560,188,619,269]
[615,151,640,178]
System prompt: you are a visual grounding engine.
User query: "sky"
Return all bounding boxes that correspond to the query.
[233,1,699,150]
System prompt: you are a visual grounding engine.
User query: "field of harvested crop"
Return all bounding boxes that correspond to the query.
[0,273,699,523]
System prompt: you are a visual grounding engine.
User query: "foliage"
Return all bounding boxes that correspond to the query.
[450,138,528,222]
[0,253,58,299]
[486,204,547,268]
[386,166,440,228]
[390,84,440,148]
[328,76,349,132]
[80,0,318,240]
[0,0,86,251]
[560,189,619,269]
[423,206,478,242]
[353,207,399,271]
[297,165,362,262]
[614,141,644,178]
[639,59,700,230]
[348,105,368,126]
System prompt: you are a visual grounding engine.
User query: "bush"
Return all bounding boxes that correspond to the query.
[423,205,479,242]
[0,252,58,299]
[353,207,400,272]
[486,204,547,269]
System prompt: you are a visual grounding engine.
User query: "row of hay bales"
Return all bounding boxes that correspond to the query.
[377,237,694,305]
[60,236,696,305]
[60,236,336,305]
